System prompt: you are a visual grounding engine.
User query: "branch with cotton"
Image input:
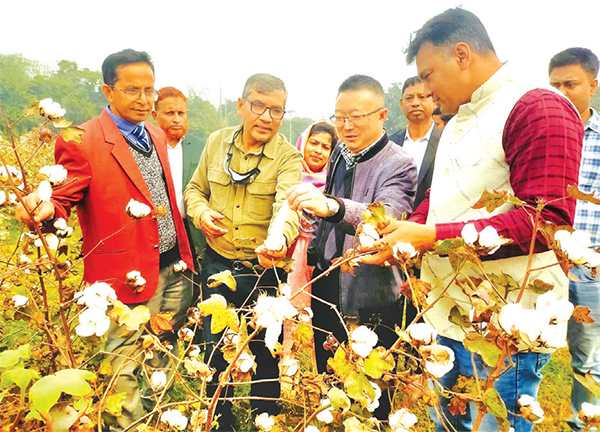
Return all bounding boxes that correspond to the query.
[554,229,600,268]
[38,98,67,119]
[252,294,298,350]
[264,200,290,251]
[461,223,511,255]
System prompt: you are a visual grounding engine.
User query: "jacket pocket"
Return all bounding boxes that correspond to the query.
[207,169,231,213]
[246,180,277,221]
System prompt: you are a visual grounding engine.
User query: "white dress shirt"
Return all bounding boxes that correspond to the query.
[403,121,434,173]
[166,138,185,216]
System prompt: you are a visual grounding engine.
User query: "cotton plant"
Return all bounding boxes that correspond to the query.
[252,294,298,350]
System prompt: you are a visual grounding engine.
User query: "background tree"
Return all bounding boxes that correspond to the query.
[384,81,407,135]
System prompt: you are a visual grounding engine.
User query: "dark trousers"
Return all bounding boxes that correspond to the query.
[311,265,418,419]
[202,247,285,431]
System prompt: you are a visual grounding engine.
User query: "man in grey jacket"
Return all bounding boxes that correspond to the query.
[286,74,417,417]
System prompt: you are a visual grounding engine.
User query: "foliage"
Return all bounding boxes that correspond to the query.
[384,81,408,135]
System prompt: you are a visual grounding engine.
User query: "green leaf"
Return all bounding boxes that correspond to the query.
[463,332,502,367]
[30,369,95,413]
[211,309,240,334]
[1,367,39,394]
[345,371,374,406]
[363,202,388,225]
[528,279,554,295]
[52,118,72,128]
[105,392,127,416]
[18,344,31,360]
[574,372,600,397]
[0,350,21,368]
[328,386,351,411]
[434,238,465,255]
[482,387,507,419]
[449,306,471,328]
[276,257,294,273]
[60,127,85,144]
[328,347,352,381]
[363,347,394,379]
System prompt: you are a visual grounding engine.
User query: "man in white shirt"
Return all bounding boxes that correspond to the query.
[153,87,206,275]
[389,76,441,208]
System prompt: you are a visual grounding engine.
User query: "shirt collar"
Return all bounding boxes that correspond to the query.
[340,131,386,168]
[404,121,434,143]
[106,105,141,137]
[586,108,600,134]
[469,62,511,106]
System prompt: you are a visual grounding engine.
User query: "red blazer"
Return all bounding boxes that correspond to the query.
[51,109,194,303]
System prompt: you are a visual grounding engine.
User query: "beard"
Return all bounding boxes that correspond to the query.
[166,128,186,141]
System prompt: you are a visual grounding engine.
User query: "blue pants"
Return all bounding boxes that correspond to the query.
[568,265,600,430]
[430,336,551,432]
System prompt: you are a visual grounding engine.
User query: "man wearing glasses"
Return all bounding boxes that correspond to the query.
[16,49,194,429]
[185,73,301,431]
[286,74,417,419]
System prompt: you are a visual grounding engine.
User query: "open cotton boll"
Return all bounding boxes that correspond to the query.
[264,201,290,251]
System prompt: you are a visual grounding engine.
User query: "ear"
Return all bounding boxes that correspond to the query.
[454,42,472,70]
[379,108,389,123]
[237,97,245,117]
[102,84,113,103]
[591,78,598,97]
[151,110,158,121]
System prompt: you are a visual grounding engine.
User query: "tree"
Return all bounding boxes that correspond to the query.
[186,90,222,140]
[384,82,407,135]
[281,116,315,144]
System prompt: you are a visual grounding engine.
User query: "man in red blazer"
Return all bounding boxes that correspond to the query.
[17,49,194,430]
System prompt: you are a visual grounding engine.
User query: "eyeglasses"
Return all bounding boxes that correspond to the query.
[329,107,384,127]
[223,129,265,184]
[112,86,158,101]
[246,100,286,120]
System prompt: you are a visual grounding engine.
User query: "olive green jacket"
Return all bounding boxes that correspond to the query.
[184,126,301,260]
[182,134,207,261]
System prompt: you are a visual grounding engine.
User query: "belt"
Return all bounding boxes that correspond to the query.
[206,246,257,272]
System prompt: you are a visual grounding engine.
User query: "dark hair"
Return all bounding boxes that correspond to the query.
[155,87,187,110]
[338,74,385,100]
[402,76,422,95]
[102,49,154,85]
[549,48,599,78]
[432,106,454,125]
[242,73,287,101]
[308,122,337,146]
[406,8,495,64]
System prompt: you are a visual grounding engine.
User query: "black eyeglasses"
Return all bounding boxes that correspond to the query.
[246,100,286,120]
[223,129,265,184]
[329,107,384,127]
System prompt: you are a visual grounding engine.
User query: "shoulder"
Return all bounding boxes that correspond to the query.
[206,126,237,148]
[388,128,405,145]
[382,139,413,163]
[274,133,302,159]
[184,134,205,146]
[512,88,577,117]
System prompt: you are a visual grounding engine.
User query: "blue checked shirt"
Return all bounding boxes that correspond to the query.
[574,108,600,248]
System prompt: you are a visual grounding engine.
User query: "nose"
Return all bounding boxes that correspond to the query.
[173,113,181,123]
[259,108,272,122]
[342,118,354,130]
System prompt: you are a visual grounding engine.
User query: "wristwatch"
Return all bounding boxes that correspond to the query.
[324,198,340,218]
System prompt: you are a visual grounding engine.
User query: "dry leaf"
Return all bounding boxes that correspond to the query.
[150,312,174,335]
[573,305,596,324]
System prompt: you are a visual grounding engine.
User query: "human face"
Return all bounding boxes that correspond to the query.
[550,64,598,121]
[237,90,286,148]
[416,42,470,115]
[432,114,445,131]
[304,131,332,172]
[334,89,387,154]
[153,96,188,142]
[401,82,435,124]
[103,63,155,124]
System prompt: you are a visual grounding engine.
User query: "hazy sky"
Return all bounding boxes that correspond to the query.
[2,0,599,119]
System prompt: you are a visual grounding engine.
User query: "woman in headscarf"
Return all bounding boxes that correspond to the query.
[283,122,337,368]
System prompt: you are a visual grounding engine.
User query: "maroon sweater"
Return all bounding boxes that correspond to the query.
[410,89,583,258]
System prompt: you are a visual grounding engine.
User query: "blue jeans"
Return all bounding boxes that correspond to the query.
[430,336,551,432]
[103,263,193,431]
[568,265,600,430]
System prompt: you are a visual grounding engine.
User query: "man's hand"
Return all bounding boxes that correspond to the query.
[286,183,330,217]
[255,243,287,269]
[15,193,55,229]
[360,221,436,265]
[198,210,228,238]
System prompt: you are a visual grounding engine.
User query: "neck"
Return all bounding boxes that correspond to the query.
[468,55,504,100]
[581,107,592,125]
[241,130,263,152]
[407,120,432,140]
[167,137,180,149]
